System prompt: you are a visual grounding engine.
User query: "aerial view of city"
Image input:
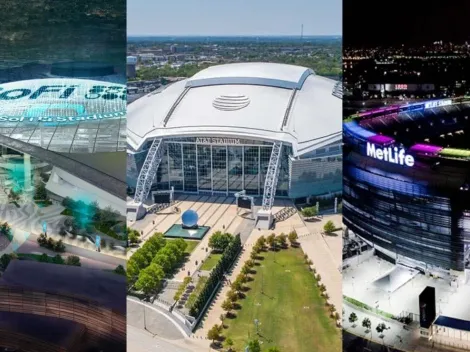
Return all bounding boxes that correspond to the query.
[0,1,127,351]
[343,1,470,351]
[126,0,342,351]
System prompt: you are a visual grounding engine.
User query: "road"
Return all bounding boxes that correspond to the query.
[19,233,126,270]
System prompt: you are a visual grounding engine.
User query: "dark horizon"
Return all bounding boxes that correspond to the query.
[344,0,470,47]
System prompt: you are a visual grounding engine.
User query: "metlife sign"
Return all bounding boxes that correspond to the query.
[366,142,415,167]
[0,78,126,123]
[424,99,452,110]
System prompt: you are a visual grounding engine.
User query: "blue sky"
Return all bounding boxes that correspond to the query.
[127,0,342,36]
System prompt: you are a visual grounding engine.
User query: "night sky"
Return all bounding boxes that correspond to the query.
[344,0,470,47]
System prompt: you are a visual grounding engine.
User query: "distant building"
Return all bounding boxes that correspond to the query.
[127,56,137,79]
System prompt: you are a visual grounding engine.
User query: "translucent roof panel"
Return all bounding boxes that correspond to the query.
[0,78,126,153]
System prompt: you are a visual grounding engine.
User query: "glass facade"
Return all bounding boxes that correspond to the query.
[289,143,342,199]
[343,150,468,271]
[128,136,342,199]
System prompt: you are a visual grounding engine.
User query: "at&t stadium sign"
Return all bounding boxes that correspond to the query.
[366,142,415,167]
[0,78,126,124]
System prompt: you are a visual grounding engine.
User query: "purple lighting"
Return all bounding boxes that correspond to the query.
[367,134,395,145]
[409,144,443,155]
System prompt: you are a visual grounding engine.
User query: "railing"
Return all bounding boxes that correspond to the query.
[261,141,283,211]
[134,139,165,203]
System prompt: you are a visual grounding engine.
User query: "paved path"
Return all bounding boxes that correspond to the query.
[297,213,343,312]
[344,303,470,352]
[127,325,210,352]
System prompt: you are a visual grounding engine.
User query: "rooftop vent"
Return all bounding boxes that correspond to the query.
[213,94,250,111]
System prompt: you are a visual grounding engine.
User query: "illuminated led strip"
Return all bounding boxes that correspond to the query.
[345,97,470,161]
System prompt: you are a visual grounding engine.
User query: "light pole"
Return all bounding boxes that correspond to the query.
[254,319,260,336]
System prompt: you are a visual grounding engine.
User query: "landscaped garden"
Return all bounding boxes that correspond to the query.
[207,232,340,352]
[127,233,194,295]
[60,197,126,243]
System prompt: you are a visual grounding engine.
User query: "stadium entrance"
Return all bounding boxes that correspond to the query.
[128,137,291,197]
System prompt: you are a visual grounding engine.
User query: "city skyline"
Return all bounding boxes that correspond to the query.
[344,0,470,47]
[127,0,341,36]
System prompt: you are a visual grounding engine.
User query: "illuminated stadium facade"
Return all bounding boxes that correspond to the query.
[343,98,470,274]
[127,63,342,224]
[0,77,127,214]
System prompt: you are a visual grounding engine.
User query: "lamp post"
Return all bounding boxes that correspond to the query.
[254,319,260,336]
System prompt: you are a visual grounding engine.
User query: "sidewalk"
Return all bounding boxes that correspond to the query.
[344,303,470,352]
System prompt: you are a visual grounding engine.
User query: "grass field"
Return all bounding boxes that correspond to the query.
[223,248,340,352]
[200,252,222,271]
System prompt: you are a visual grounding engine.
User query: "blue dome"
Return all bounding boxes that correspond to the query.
[182,209,198,227]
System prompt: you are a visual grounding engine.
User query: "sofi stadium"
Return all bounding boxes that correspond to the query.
[127,63,342,226]
[0,73,126,215]
[343,98,470,278]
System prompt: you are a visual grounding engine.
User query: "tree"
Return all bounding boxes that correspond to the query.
[255,236,266,248]
[349,312,358,326]
[207,325,220,344]
[231,279,244,294]
[99,206,119,226]
[376,322,389,342]
[130,251,149,270]
[288,230,298,245]
[208,231,233,252]
[323,220,336,234]
[153,253,173,273]
[52,255,65,265]
[225,337,234,351]
[221,299,233,317]
[39,253,49,262]
[127,260,140,284]
[34,183,48,200]
[267,347,281,352]
[65,255,81,266]
[301,206,317,218]
[267,233,276,250]
[114,265,126,275]
[0,222,10,237]
[241,264,250,277]
[277,233,287,247]
[0,253,15,270]
[128,229,140,244]
[247,339,261,352]
[362,317,371,331]
[227,289,238,302]
[134,263,164,295]
[53,239,66,252]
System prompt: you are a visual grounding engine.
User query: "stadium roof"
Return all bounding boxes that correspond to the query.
[127,62,342,156]
[0,78,126,153]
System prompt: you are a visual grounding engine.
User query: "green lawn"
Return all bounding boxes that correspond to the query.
[200,253,222,271]
[223,248,340,352]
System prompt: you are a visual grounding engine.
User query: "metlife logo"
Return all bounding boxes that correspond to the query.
[0,78,126,124]
[366,142,415,167]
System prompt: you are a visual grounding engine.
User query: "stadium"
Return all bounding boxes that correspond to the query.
[127,62,342,226]
[0,74,126,215]
[343,97,470,277]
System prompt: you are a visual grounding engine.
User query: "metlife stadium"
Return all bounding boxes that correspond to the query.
[343,98,470,276]
[127,63,342,223]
